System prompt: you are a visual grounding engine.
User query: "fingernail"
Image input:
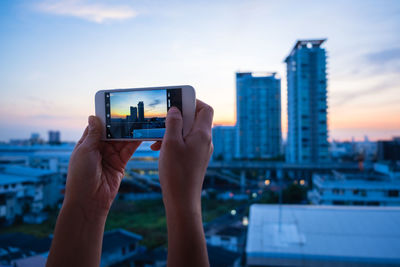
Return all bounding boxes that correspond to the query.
[88,116,95,130]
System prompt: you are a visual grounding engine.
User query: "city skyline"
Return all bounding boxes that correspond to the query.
[110,90,167,119]
[0,0,399,141]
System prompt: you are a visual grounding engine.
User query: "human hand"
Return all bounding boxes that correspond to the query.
[64,116,141,220]
[151,100,214,212]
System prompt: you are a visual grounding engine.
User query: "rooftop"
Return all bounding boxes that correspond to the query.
[0,165,57,177]
[0,174,38,186]
[246,204,400,266]
[284,39,327,62]
[102,229,142,253]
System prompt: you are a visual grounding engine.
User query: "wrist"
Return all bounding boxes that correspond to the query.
[163,197,202,220]
[62,198,109,224]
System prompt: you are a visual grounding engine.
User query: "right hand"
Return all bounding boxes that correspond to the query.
[151,100,214,211]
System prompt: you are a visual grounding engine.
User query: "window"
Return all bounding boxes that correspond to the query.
[388,190,399,197]
[122,247,126,255]
[129,243,136,252]
[333,201,345,205]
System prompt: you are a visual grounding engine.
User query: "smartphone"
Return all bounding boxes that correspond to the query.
[95,85,196,141]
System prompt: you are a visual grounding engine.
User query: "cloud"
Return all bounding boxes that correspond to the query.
[366,47,400,64]
[364,47,400,73]
[148,99,161,108]
[37,0,137,23]
[332,79,399,107]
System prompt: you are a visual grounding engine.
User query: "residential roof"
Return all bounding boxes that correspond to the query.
[11,254,46,267]
[246,204,400,266]
[207,244,240,267]
[0,165,57,177]
[313,175,400,190]
[102,229,142,253]
[0,174,38,185]
[0,233,51,254]
[215,226,245,237]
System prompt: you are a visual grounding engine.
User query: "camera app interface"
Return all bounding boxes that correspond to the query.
[105,88,182,139]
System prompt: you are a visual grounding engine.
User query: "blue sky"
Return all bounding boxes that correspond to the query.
[0,0,399,142]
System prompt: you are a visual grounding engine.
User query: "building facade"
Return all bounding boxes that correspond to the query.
[285,39,329,163]
[212,126,236,161]
[308,171,400,206]
[236,72,281,159]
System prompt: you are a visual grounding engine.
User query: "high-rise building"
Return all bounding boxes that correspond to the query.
[212,126,236,161]
[138,102,144,121]
[236,72,281,159]
[130,106,138,121]
[285,39,329,163]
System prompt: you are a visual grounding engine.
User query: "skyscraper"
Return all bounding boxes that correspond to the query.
[236,72,281,159]
[130,106,138,121]
[138,101,144,121]
[285,39,329,163]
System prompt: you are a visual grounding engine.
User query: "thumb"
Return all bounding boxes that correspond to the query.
[83,115,103,148]
[163,107,183,144]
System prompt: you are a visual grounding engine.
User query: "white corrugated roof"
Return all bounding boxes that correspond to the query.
[246,204,400,265]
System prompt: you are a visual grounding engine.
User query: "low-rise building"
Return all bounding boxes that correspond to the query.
[246,204,400,266]
[206,225,246,253]
[308,170,400,206]
[0,165,60,225]
[100,229,142,267]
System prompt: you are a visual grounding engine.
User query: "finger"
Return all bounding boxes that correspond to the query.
[150,141,162,151]
[120,141,142,164]
[110,141,126,151]
[191,99,214,134]
[81,116,103,149]
[75,126,89,149]
[163,107,184,144]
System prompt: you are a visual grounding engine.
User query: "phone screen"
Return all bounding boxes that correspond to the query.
[105,88,182,139]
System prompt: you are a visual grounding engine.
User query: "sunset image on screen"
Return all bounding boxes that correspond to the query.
[110,90,167,119]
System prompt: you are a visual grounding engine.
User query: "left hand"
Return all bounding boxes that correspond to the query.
[64,116,141,220]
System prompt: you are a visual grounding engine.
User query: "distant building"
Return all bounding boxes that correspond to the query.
[0,229,142,267]
[377,137,400,161]
[212,126,236,161]
[0,232,51,265]
[308,170,400,206]
[48,131,61,145]
[29,133,42,145]
[207,244,241,267]
[285,39,329,163]
[100,229,142,267]
[206,225,246,253]
[130,106,138,121]
[236,72,281,159]
[246,204,400,266]
[0,165,61,225]
[374,161,400,179]
[138,101,144,121]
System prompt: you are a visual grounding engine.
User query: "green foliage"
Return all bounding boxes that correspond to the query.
[0,198,248,250]
[258,184,308,204]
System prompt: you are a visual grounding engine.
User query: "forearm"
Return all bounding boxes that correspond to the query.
[165,202,209,267]
[46,202,107,267]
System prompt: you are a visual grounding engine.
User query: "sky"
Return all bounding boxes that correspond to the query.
[110,89,167,118]
[0,0,399,142]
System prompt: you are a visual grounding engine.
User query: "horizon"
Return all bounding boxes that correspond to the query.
[0,0,399,142]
